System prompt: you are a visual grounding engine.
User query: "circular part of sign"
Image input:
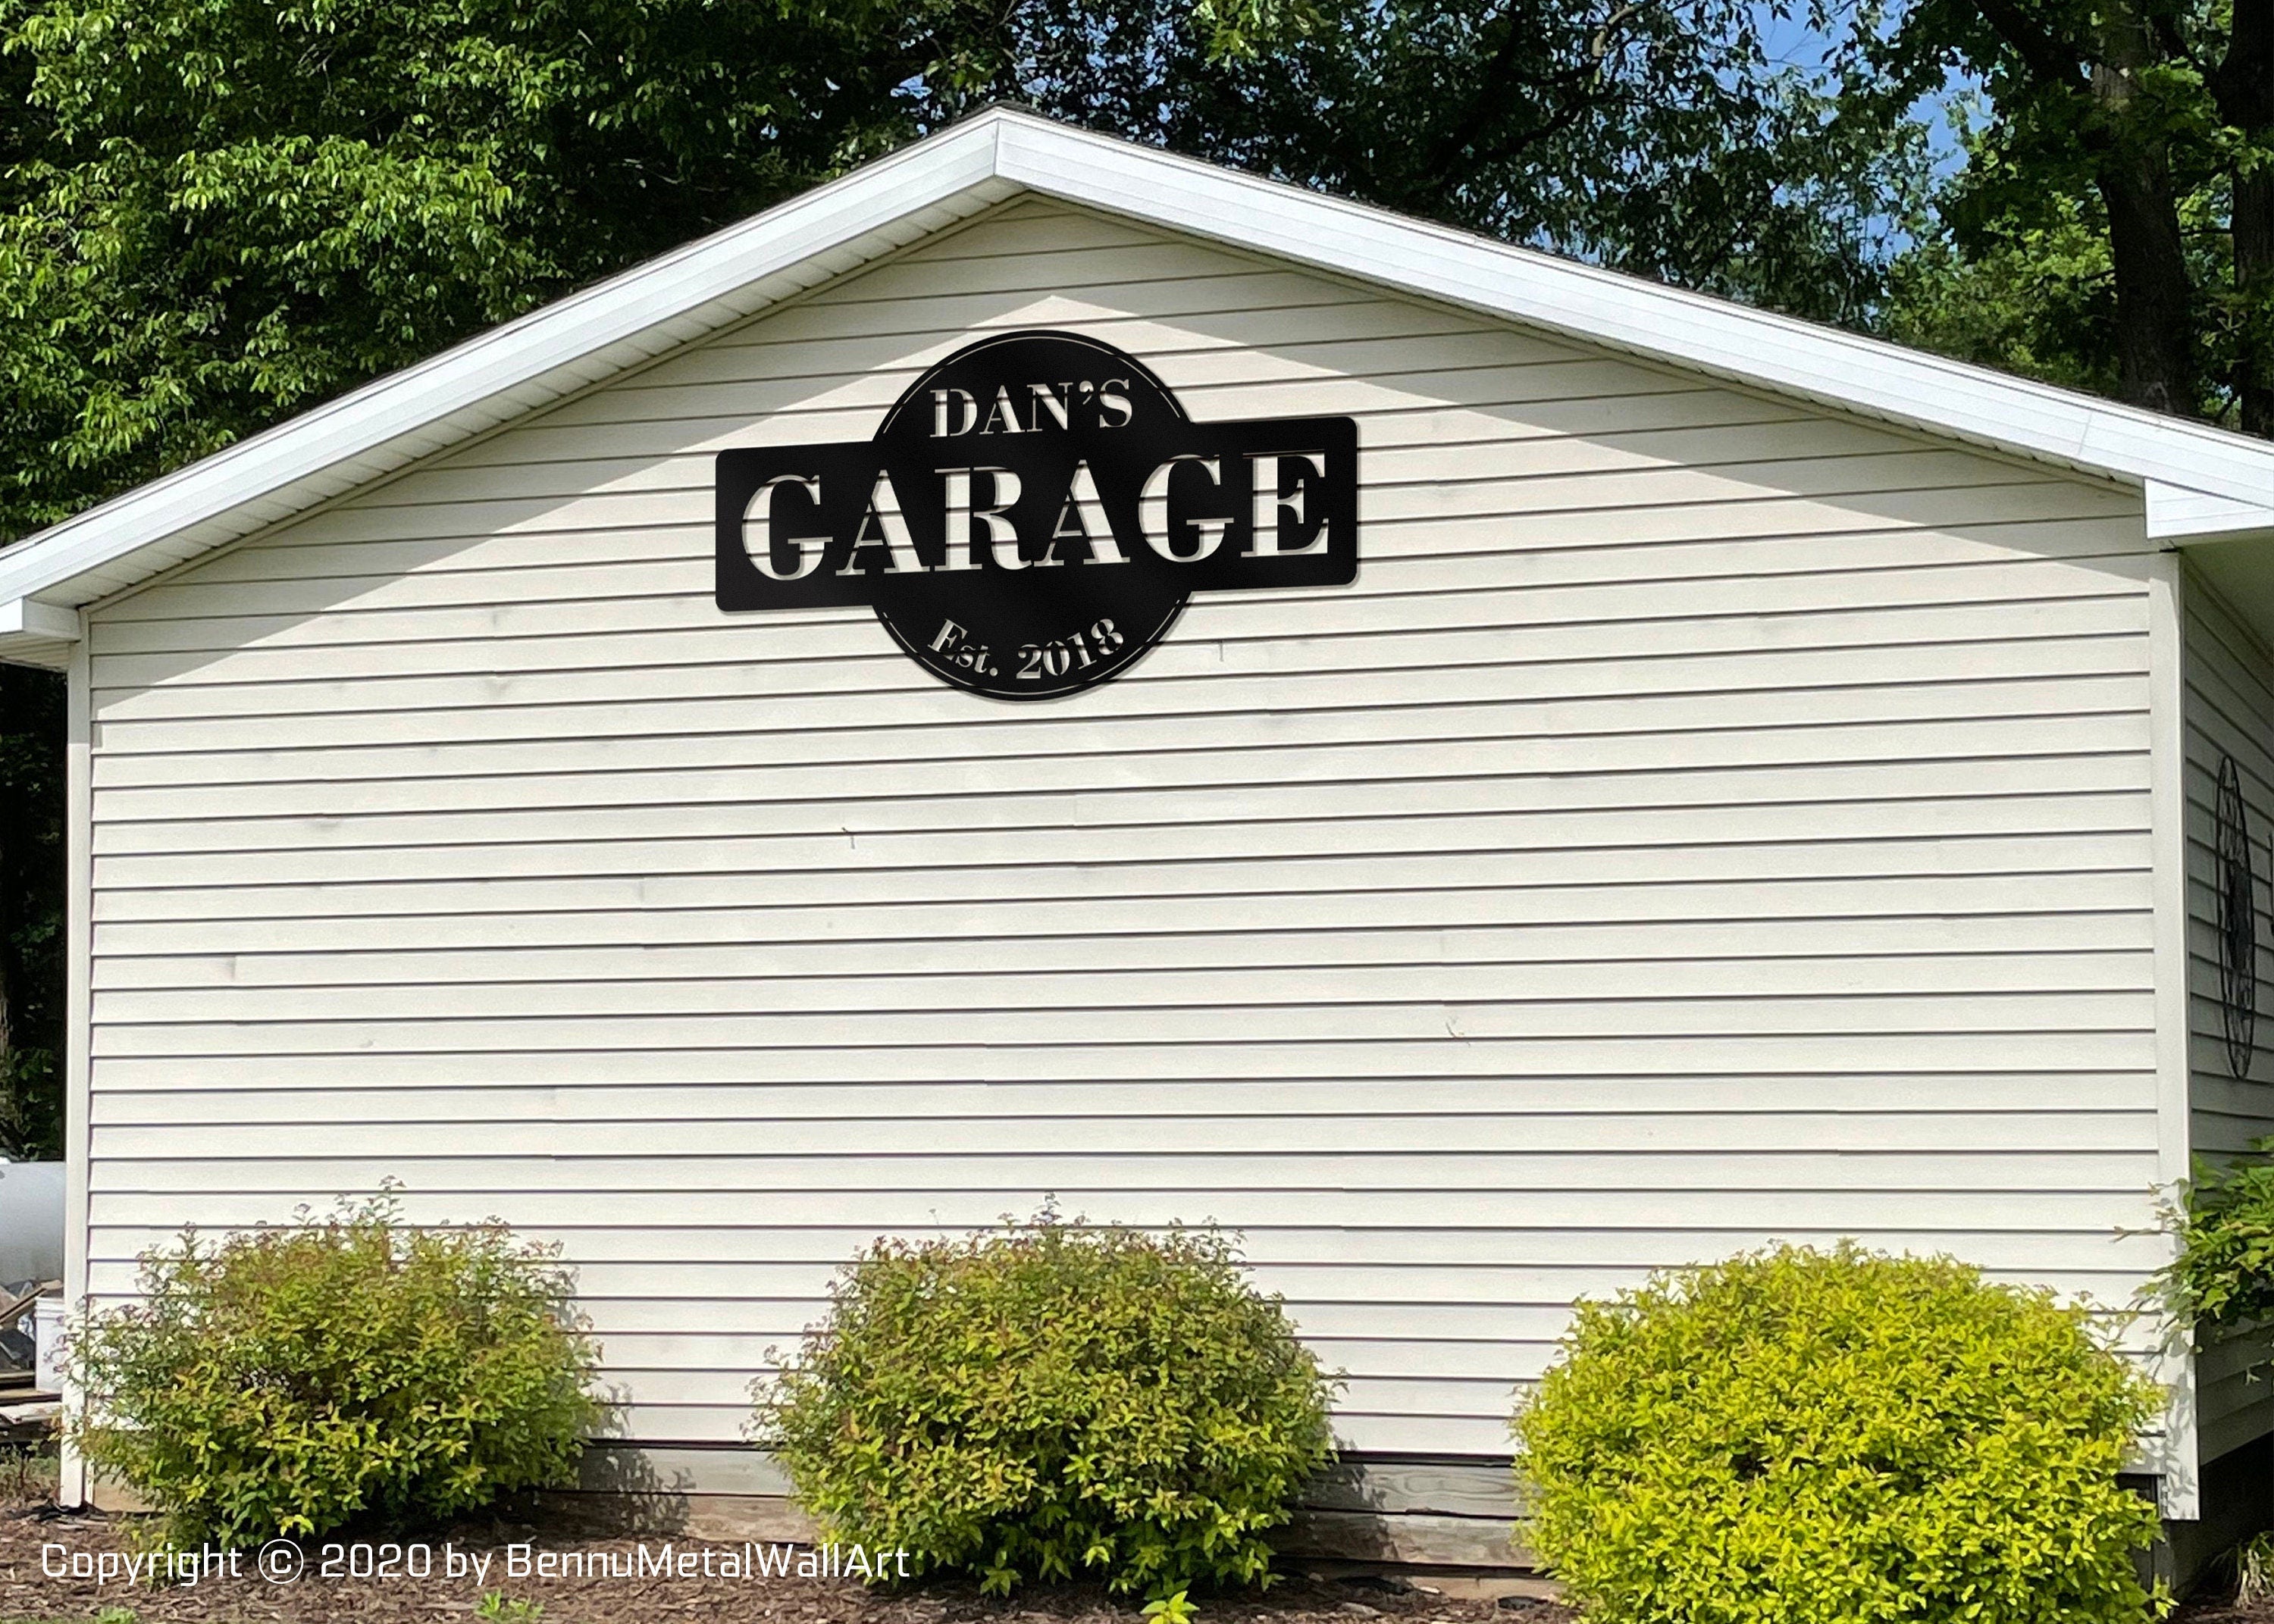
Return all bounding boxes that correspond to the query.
[864,332,1194,700]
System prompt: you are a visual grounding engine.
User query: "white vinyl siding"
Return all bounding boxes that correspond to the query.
[80,197,2165,1457]
[2183,570,2274,1462]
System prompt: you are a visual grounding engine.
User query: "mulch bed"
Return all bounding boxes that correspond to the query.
[0,1501,1574,1624]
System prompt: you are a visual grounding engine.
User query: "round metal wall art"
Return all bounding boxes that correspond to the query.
[712,329,1359,700]
[2218,753,2258,1079]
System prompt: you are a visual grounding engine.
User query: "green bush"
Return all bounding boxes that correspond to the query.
[755,1213,1339,1597]
[2156,1142,2274,1334]
[65,1194,601,1544]
[1514,1243,2163,1624]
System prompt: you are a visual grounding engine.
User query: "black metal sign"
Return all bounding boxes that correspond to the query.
[715,330,1357,698]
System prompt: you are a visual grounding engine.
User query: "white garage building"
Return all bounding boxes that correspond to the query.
[6,107,2274,1566]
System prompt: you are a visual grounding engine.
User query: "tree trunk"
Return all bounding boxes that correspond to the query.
[2090,57,2199,417]
[2237,171,2274,435]
[1962,2,2204,418]
[2217,0,2274,433]
[2096,156,2198,415]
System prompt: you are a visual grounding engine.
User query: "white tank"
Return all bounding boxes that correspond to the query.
[0,1162,65,1284]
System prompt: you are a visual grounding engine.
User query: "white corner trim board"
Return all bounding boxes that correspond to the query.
[7,103,2274,665]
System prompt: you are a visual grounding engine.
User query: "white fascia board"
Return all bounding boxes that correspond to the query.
[0,597,78,671]
[2145,480,2274,543]
[993,117,2274,524]
[0,596,80,642]
[0,118,1013,611]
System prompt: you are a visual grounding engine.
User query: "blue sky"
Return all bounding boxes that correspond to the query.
[1754,1,1978,255]
[1758,1,1976,174]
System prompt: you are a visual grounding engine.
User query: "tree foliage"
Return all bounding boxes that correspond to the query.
[1882,177,2128,403]
[1002,0,1934,329]
[0,0,1006,541]
[1853,0,2274,429]
[2156,1141,2274,1335]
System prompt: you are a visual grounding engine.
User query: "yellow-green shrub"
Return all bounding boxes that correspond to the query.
[756,1215,1338,1597]
[1514,1243,2163,1624]
[66,1194,600,1544]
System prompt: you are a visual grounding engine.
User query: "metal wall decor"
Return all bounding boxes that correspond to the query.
[2219,753,2259,1079]
[715,330,1358,698]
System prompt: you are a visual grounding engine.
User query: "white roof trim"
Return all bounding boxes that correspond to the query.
[2,597,78,643]
[6,104,2274,661]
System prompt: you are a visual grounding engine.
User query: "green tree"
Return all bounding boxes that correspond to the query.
[1001,0,1935,329]
[1882,177,2130,405]
[1859,0,2274,430]
[0,0,1011,541]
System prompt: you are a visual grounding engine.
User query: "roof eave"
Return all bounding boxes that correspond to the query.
[0,597,78,671]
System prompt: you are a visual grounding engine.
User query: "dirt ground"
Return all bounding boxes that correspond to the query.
[0,1501,1576,1624]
